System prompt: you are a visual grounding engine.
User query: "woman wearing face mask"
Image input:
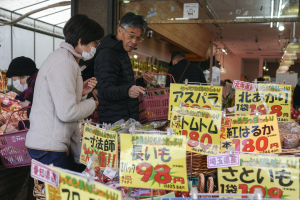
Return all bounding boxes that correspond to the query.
[6,56,38,118]
[25,14,104,170]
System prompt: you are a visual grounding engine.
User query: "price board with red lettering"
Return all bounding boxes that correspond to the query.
[120,134,188,191]
[80,124,118,170]
[235,84,292,122]
[218,154,299,199]
[168,84,222,120]
[170,106,222,155]
[45,166,121,200]
[219,114,282,154]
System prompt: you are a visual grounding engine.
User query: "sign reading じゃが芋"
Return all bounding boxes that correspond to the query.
[45,166,121,200]
[235,84,291,122]
[170,106,222,155]
[218,154,299,199]
[80,124,118,170]
[219,114,282,154]
[168,83,222,120]
[120,134,188,191]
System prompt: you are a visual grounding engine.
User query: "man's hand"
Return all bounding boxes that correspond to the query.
[82,77,97,96]
[19,100,31,108]
[129,85,145,98]
[142,72,154,85]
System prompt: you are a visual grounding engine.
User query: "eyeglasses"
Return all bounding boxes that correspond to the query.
[122,27,144,42]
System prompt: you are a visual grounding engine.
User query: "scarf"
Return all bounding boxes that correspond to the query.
[15,70,39,102]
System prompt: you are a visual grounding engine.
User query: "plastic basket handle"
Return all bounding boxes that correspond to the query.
[134,73,176,84]
[3,106,31,134]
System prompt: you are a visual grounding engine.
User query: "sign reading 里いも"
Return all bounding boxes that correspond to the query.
[207,153,240,169]
[80,124,118,170]
[45,166,121,200]
[219,114,282,154]
[120,134,188,191]
[232,80,257,93]
[235,84,292,122]
[218,154,299,199]
[170,106,222,155]
[168,83,222,120]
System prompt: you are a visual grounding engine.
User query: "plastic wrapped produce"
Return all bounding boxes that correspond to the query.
[283,134,299,149]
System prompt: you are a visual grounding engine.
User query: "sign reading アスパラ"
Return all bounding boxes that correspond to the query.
[235,84,291,122]
[45,166,121,200]
[220,114,282,154]
[80,124,118,170]
[120,134,188,191]
[218,154,299,199]
[168,84,222,120]
[170,106,222,155]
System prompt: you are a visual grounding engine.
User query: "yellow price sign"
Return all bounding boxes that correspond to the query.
[80,124,118,170]
[219,114,282,154]
[168,84,222,120]
[218,154,299,199]
[170,106,222,155]
[235,84,292,122]
[120,134,188,191]
[46,166,121,200]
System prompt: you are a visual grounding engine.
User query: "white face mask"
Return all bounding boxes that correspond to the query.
[81,44,96,61]
[13,79,28,92]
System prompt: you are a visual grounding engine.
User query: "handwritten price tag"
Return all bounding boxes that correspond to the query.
[103,167,117,180]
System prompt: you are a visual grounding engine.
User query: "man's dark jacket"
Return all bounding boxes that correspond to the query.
[166,59,207,87]
[94,34,145,124]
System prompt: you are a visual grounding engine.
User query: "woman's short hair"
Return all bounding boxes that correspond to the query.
[63,14,104,48]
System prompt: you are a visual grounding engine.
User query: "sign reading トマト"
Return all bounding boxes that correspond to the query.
[168,84,222,120]
[45,166,121,200]
[170,106,222,155]
[219,114,282,154]
[218,154,299,199]
[80,124,118,170]
[235,84,292,122]
[120,134,188,191]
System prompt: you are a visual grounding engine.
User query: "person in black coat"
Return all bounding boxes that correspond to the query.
[166,52,207,87]
[293,78,300,111]
[94,12,154,124]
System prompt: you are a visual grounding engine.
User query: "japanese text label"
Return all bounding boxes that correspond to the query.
[235,84,292,122]
[120,134,188,191]
[169,83,223,120]
[232,80,257,93]
[220,114,282,154]
[218,154,299,199]
[45,166,121,200]
[171,106,222,155]
[207,153,240,169]
[80,124,118,170]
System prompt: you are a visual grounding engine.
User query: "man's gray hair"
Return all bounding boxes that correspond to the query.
[119,12,147,34]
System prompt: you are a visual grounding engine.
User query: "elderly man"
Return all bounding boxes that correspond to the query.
[94,12,153,124]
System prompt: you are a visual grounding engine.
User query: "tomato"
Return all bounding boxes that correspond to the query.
[295,111,299,116]
[291,110,295,115]
[293,114,298,119]
[94,166,100,173]
[297,115,300,120]
[182,192,190,197]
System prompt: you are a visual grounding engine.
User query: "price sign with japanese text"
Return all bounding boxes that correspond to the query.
[235,84,292,122]
[80,124,118,170]
[120,134,188,191]
[218,154,299,199]
[168,84,222,120]
[170,106,222,155]
[220,114,282,154]
[45,166,121,200]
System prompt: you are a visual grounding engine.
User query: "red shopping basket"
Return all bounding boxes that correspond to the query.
[137,73,175,123]
[0,107,31,168]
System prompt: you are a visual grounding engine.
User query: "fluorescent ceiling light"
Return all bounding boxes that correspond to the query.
[123,0,130,3]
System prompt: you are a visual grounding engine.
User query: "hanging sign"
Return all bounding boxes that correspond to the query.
[219,114,282,154]
[218,154,299,199]
[120,134,188,191]
[169,83,222,120]
[232,80,257,93]
[170,106,222,155]
[235,84,292,122]
[80,124,118,170]
[45,166,121,200]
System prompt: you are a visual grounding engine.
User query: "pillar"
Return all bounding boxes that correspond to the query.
[259,57,264,78]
